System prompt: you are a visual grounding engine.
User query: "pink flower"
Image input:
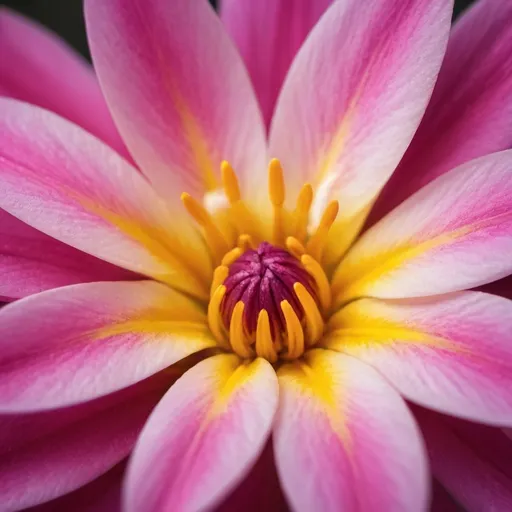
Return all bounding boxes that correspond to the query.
[1,0,511,510]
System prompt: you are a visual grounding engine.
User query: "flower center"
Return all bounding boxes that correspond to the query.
[182,159,339,362]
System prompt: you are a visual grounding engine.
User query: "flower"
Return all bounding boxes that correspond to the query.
[0,0,511,511]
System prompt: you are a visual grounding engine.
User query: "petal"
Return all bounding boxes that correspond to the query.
[0,8,127,158]
[0,98,211,299]
[220,0,332,129]
[332,151,512,303]
[324,292,512,425]
[0,208,135,300]
[416,408,512,511]
[30,462,125,512]
[0,369,171,510]
[274,349,428,512]
[125,354,278,512]
[430,480,461,512]
[269,0,452,259]
[371,0,512,223]
[0,281,216,412]
[85,0,267,204]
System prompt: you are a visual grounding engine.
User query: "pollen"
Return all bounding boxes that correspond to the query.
[183,159,339,362]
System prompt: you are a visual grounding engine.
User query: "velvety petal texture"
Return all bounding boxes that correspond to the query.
[85,0,267,204]
[371,0,512,222]
[220,0,332,128]
[325,292,512,425]
[0,372,169,510]
[0,99,212,298]
[332,151,512,303]
[0,8,126,157]
[0,281,216,412]
[417,408,512,511]
[269,0,452,259]
[274,349,427,512]
[125,354,278,512]
[0,209,134,300]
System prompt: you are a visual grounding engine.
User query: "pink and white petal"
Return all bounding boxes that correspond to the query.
[0,8,127,158]
[0,280,216,412]
[274,349,428,512]
[0,368,172,511]
[220,0,332,129]
[332,151,512,303]
[219,440,290,512]
[124,354,278,512]
[324,292,512,425]
[416,408,512,511]
[371,0,512,223]
[29,462,125,512]
[269,0,452,258]
[0,99,211,298]
[0,209,136,300]
[85,0,267,206]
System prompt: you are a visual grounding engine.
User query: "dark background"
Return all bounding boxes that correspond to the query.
[3,0,477,62]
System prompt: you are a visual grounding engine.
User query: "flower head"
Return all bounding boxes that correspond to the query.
[0,0,512,511]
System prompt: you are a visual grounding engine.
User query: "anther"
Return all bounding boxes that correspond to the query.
[221,247,243,267]
[255,310,278,363]
[237,234,255,251]
[286,236,306,259]
[293,282,324,345]
[306,200,339,262]
[301,254,332,311]
[208,285,229,348]
[229,301,254,358]
[281,300,305,360]
[293,184,313,242]
[221,161,241,204]
[210,265,229,297]
[269,159,286,245]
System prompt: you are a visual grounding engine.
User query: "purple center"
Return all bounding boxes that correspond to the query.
[221,242,316,335]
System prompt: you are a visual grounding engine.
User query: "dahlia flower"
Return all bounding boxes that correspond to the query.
[0,0,511,511]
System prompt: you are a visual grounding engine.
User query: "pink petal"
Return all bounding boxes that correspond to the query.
[274,349,427,512]
[0,98,211,299]
[0,281,216,412]
[0,370,170,510]
[416,408,512,511]
[269,0,452,259]
[29,462,125,512]
[332,151,512,303]
[125,354,278,512]
[324,292,512,425]
[0,8,127,158]
[429,480,461,512]
[219,440,290,512]
[0,208,135,301]
[220,0,332,129]
[85,0,267,205]
[371,0,512,223]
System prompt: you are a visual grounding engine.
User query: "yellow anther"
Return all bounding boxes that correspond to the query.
[221,161,241,204]
[181,192,230,262]
[301,254,332,311]
[293,282,324,345]
[306,200,339,262]
[281,300,304,360]
[255,309,278,363]
[286,236,306,259]
[293,184,313,242]
[221,247,243,267]
[269,159,286,245]
[229,301,254,358]
[238,234,255,251]
[207,285,229,348]
[210,265,229,297]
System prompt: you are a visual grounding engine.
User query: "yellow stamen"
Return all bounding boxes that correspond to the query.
[286,236,306,259]
[281,300,304,360]
[230,301,254,358]
[221,161,241,203]
[181,193,230,263]
[255,309,278,363]
[293,184,313,242]
[269,158,286,245]
[238,234,255,251]
[306,200,339,262]
[221,247,243,266]
[210,265,229,297]
[207,285,229,348]
[301,254,332,311]
[293,282,324,345]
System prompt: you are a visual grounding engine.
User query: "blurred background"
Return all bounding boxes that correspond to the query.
[3,0,477,62]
